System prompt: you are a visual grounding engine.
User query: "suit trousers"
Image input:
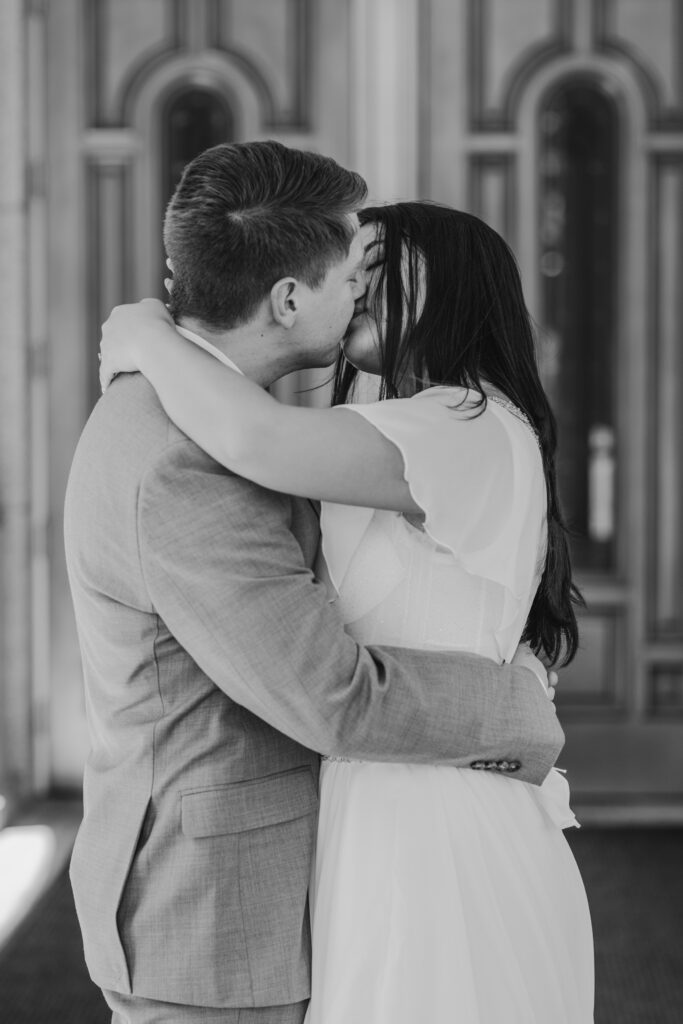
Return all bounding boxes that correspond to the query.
[103,990,308,1024]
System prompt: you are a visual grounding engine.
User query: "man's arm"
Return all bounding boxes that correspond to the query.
[138,442,564,784]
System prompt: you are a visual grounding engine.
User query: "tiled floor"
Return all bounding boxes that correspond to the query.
[0,803,681,1023]
[567,827,683,1024]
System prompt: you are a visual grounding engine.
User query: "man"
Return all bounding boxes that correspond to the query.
[64,140,563,1024]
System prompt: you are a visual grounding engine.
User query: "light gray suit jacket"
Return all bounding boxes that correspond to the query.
[63,373,563,1009]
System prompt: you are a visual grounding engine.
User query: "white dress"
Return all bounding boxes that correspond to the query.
[304,387,594,1024]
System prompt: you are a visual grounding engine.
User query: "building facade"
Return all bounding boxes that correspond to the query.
[1,0,682,822]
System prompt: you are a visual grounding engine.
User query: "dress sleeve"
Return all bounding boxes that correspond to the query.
[329,386,548,661]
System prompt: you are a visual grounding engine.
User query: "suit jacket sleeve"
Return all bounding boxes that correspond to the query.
[137,440,564,783]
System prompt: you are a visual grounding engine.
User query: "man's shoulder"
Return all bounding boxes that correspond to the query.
[68,372,307,525]
[96,372,176,446]
[75,373,226,477]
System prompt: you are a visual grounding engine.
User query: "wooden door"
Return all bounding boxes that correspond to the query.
[422,0,683,819]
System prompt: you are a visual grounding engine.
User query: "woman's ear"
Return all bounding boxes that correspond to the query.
[270,278,299,328]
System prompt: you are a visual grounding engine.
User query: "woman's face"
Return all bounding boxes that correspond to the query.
[341,222,385,375]
[341,221,426,388]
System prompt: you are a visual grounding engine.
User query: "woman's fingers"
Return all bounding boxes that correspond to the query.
[98,298,173,394]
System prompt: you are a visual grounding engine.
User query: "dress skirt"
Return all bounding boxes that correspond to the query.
[304,758,594,1024]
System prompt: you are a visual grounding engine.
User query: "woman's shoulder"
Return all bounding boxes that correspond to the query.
[410,384,479,410]
[415,385,537,436]
[409,386,526,455]
[354,384,485,421]
[341,385,542,482]
[343,385,513,462]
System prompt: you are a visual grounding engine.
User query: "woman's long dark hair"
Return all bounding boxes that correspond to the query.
[333,202,582,666]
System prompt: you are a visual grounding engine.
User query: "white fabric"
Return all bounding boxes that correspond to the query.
[306,387,594,1024]
[176,325,245,374]
[321,386,547,662]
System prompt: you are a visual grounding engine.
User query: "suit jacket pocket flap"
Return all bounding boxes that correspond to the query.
[181,767,318,838]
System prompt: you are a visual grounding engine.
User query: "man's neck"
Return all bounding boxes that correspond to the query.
[177,316,287,389]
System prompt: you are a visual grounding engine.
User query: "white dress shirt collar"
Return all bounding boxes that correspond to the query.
[176,325,244,376]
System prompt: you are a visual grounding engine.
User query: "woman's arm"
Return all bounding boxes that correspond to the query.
[100,301,420,512]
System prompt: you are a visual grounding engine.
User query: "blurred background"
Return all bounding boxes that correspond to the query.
[0,0,682,1020]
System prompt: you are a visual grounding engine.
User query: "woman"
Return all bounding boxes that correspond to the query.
[100,203,594,1022]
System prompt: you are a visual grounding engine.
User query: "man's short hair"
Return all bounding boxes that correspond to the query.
[163,140,368,329]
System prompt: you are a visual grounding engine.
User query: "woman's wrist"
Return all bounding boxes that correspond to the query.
[135,322,173,375]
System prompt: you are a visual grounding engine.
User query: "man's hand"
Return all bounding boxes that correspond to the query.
[511,643,559,703]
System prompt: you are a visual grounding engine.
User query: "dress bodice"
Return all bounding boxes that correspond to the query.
[319,387,547,664]
[332,509,507,662]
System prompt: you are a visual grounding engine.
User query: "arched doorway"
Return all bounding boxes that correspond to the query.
[538,78,620,574]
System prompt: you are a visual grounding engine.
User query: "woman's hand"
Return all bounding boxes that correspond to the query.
[99,298,175,393]
[511,643,559,702]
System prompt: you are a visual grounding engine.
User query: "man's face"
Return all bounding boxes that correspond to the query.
[290,220,366,368]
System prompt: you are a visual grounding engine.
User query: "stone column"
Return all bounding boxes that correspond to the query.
[0,0,32,818]
[350,0,420,202]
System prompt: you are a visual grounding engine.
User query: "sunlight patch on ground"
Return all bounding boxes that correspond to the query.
[0,824,57,948]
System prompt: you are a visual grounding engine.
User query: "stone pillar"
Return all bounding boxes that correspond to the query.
[0,0,32,817]
[350,0,420,202]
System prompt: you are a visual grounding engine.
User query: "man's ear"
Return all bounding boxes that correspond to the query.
[270,278,299,328]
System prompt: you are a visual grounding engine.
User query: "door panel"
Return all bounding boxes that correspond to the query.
[425,0,683,814]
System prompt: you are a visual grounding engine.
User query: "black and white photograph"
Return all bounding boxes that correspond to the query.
[0,2,682,1022]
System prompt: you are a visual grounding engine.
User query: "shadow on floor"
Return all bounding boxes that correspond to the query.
[0,828,681,1022]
